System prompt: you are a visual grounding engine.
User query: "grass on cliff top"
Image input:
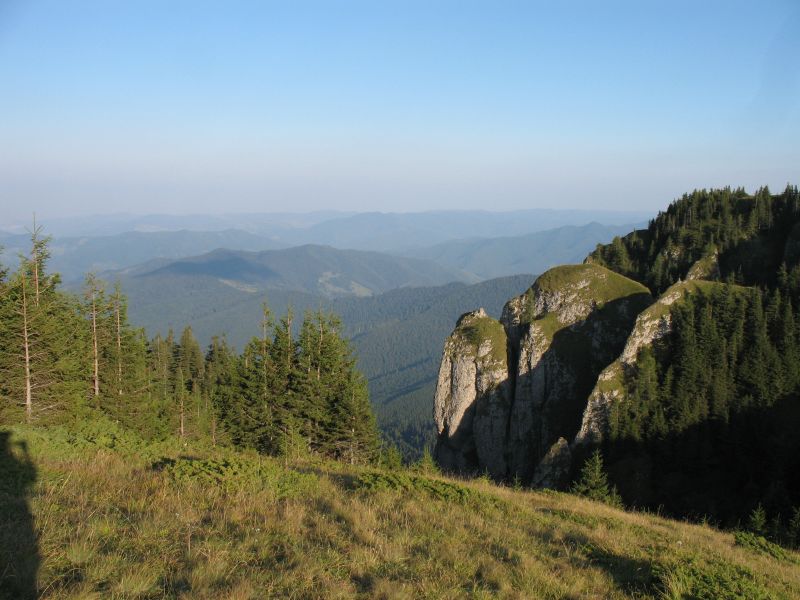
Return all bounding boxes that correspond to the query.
[455,313,508,365]
[2,422,800,599]
[520,264,651,325]
[534,264,650,302]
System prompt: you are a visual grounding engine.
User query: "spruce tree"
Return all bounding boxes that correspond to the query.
[0,229,88,423]
[204,335,237,447]
[571,450,622,508]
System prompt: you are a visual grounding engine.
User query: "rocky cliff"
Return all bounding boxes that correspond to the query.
[433,263,653,484]
[433,308,510,477]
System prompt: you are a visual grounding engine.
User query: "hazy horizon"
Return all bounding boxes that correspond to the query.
[1,1,799,222]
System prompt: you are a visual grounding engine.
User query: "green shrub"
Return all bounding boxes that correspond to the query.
[733,530,792,562]
[355,470,480,504]
[658,555,772,600]
[155,455,318,499]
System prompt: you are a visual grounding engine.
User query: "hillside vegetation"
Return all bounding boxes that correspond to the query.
[591,186,800,529]
[2,422,799,599]
[433,185,800,543]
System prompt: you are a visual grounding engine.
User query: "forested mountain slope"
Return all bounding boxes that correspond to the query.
[117,270,531,458]
[124,245,475,297]
[433,185,800,538]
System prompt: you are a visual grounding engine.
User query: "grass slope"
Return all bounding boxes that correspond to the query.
[1,424,798,599]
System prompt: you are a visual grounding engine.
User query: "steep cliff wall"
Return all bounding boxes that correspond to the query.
[433,308,511,478]
[433,264,652,484]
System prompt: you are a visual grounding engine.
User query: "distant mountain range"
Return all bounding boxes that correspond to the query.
[2,212,647,282]
[113,244,475,298]
[1,208,652,241]
[403,222,640,279]
[0,229,284,282]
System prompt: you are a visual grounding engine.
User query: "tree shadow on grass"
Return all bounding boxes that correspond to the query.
[581,545,661,597]
[0,431,39,599]
[536,528,661,598]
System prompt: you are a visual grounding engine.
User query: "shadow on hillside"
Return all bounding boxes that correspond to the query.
[581,544,660,595]
[0,431,39,599]
[604,392,800,527]
[512,293,652,480]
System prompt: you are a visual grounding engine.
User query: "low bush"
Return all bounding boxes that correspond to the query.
[155,454,319,499]
[355,470,481,504]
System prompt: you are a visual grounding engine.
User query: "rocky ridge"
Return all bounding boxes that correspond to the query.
[433,263,654,483]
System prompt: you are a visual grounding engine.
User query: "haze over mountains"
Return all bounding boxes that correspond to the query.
[1,210,647,282]
[1,208,651,240]
[404,221,638,279]
[2,208,649,456]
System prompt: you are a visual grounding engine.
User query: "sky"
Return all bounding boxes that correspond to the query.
[1,0,799,224]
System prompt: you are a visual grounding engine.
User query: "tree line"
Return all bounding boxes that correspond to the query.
[0,225,378,463]
[591,184,800,295]
[589,185,800,541]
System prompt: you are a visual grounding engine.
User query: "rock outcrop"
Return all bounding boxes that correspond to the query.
[433,264,653,484]
[433,309,511,478]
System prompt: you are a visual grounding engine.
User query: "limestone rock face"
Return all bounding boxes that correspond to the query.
[433,309,510,478]
[434,264,653,485]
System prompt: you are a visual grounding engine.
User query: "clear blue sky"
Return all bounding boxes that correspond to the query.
[1,0,798,222]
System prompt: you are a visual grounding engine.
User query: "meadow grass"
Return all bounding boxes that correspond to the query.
[1,424,799,599]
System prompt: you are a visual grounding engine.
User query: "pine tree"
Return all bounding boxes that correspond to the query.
[380,444,404,470]
[204,335,237,447]
[788,507,800,548]
[0,232,88,423]
[82,273,106,404]
[571,450,622,507]
[415,447,439,475]
[174,326,205,438]
[748,503,767,536]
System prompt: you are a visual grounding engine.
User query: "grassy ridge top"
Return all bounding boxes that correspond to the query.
[534,264,650,300]
[518,264,652,328]
[1,424,798,599]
